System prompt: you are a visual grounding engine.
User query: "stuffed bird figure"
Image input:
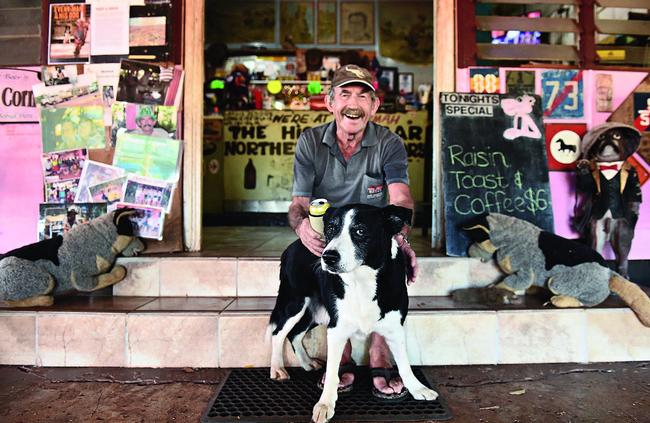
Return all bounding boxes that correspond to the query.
[0,209,144,307]
[460,213,650,327]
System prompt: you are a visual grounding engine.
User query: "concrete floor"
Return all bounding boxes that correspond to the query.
[1,362,648,422]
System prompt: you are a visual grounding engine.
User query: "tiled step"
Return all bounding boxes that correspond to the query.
[113,256,503,297]
[1,295,648,368]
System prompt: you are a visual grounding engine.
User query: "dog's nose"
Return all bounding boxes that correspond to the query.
[321,250,340,267]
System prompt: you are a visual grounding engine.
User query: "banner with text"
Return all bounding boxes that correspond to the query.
[222,110,428,203]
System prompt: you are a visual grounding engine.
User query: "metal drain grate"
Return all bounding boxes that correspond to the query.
[202,367,452,422]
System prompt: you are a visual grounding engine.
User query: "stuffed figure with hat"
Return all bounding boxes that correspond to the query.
[0,209,144,307]
[457,213,650,327]
[573,123,642,278]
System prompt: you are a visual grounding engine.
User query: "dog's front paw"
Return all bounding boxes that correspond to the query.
[312,402,334,423]
[270,366,290,381]
[409,385,438,401]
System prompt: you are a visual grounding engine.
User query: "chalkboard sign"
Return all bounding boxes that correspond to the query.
[440,92,554,256]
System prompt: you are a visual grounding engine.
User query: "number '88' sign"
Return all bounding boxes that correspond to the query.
[541,70,584,118]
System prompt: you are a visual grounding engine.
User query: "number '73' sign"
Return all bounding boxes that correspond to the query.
[541,70,584,118]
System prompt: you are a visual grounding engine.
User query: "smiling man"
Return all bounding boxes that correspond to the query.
[288,64,418,401]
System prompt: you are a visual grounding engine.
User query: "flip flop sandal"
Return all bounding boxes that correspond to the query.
[317,361,356,394]
[370,367,409,403]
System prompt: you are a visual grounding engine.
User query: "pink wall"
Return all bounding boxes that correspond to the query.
[456,68,650,259]
[0,124,43,253]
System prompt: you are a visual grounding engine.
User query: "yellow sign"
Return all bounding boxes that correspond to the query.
[596,49,626,61]
[222,110,428,203]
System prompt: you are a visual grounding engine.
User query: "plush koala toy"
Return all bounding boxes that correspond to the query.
[460,213,650,327]
[0,208,144,307]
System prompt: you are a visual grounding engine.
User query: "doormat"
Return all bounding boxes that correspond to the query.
[201,366,452,422]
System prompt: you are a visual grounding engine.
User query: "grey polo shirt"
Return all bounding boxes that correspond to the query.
[292,121,409,207]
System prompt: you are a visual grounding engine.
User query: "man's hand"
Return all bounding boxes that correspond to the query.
[395,233,418,285]
[296,218,325,256]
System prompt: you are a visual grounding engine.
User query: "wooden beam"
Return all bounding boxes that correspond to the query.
[183,0,204,251]
[596,0,650,7]
[597,19,650,36]
[477,43,580,61]
[476,16,580,33]
[477,0,580,4]
[432,0,455,251]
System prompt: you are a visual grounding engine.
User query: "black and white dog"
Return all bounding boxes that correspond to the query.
[269,204,437,423]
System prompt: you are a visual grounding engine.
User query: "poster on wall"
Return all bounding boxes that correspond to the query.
[221,110,428,207]
[0,67,40,123]
[541,70,584,118]
[48,3,91,64]
[440,92,554,256]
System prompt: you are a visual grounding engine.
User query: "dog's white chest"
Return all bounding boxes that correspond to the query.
[337,266,381,334]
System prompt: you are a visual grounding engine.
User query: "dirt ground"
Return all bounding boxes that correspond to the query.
[1,362,648,422]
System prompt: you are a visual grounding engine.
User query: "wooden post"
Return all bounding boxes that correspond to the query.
[432,0,456,250]
[579,0,596,68]
[183,0,204,251]
[456,0,477,68]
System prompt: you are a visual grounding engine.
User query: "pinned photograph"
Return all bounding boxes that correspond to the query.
[38,203,107,241]
[88,176,127,208]
[33,73,101,108]
[48,3,91,64]
[44,179,79,204]
[42,65,78,86]
[40,106,105,153]
[75,160,126,203]
[116,59,171,105]
[113,132,182,182]
[123,175,174,213]
[42,148,87,182]
[111,102,177,146]
[115,203,164,240]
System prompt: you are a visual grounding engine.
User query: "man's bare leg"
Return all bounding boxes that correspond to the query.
[320,340,354,389]
[369,332,404,394]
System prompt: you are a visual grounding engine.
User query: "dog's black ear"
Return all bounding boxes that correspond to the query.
[114,208,136,236]
[460,214,490,242]
[382,205,412,235]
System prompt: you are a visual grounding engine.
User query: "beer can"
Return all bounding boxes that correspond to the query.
[308,198,330,236]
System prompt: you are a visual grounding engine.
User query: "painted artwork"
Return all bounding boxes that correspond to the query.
[341,2,374,45]
[280,1,314,44]
[317,1,337,44]
[205,1,275,44]
[378,1,432,64]
[40,106,105,153]
[541,70,584,118]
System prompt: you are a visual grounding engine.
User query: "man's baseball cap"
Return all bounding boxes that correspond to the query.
[331,64,375,91]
